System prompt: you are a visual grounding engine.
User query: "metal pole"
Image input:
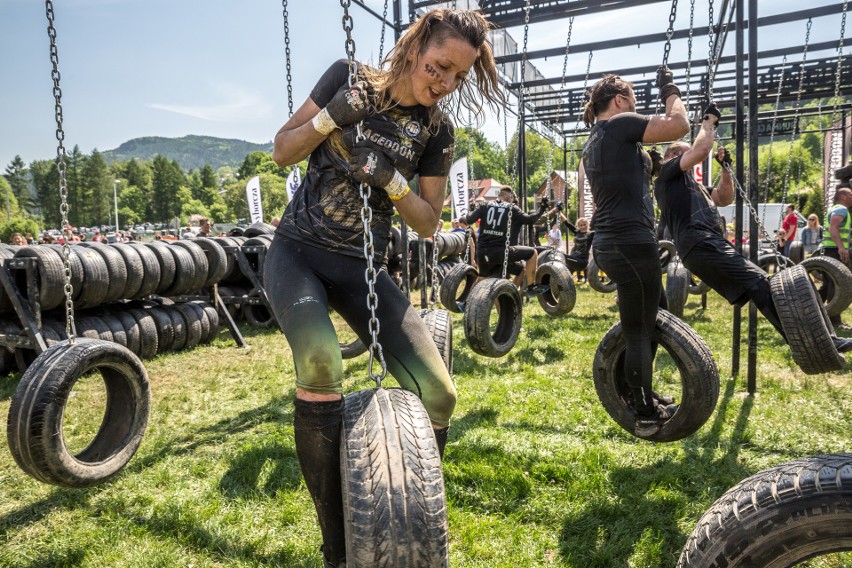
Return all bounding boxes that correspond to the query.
[113,179,120,231]
[747,0,759,394]
[732,0,744,378]
[395,0,410,300]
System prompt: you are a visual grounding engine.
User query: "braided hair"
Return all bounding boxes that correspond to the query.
[582,74,633,128]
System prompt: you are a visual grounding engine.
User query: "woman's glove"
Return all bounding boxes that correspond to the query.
[311,81,370,135]
[656,65,682,102]
[349,144,410,201]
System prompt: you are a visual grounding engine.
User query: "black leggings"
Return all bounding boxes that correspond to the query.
[263,235,457,427]
[593,243,666,414]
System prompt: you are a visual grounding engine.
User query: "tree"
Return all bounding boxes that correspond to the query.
[0,177,22,223]
[237,151,287,180]
[453,127,507,181]
[219,171,289,223]
[31,159,62,228]
[151,155,186,223]
[4,155,29,202]
[80,150,112,226]
[66,146,85,227]
[0,217,40,243]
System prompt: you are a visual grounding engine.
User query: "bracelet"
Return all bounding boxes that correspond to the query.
[311,107,338,136]
[386,170,410,201]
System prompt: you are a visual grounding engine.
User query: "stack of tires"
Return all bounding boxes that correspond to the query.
[209,223,277,329]
[0,238,230,373]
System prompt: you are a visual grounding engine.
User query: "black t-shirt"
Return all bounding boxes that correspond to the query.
[654,155,724,257]
[582,113,654,246]
[278,60,455,260]
[464,201,544,251]
[564,222,594,258]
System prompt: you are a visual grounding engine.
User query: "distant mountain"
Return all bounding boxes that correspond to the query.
[102,135,273,171]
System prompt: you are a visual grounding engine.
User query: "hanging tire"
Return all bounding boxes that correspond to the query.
[587,257,617,294]
[463,277,522,358]
[537,248,566,267]
[535,262,576,316]
[593,309,720,442]
[757,253,794,275]
[439,263,478,313]
[419,308,453,373]
[6,338,150,487]
[788,239,805,264]
[687,271,712,295]
[769,265,845,375]
[658,240,676,273]
[665,260,689,318]
[341,388,448,567]
[799,255,852,317]
[677,453,852,568]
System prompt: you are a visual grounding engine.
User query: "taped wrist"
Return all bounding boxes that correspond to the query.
[385,170,410,201]
[660,83,682,102]
[311,107,339,136]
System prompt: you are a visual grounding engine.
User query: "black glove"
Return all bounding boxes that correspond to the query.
[348,143,409,200]
[648,148,663,177]
[656,66,681,102]
[540,197,550,210]
[326,81,371,128]
[556,202,564,211]
[703,102,721,125]
[714,146,732,168]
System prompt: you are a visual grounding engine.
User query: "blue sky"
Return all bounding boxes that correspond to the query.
[1,0,845,170]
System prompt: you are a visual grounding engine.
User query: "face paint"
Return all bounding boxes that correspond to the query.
[424,63,442,79]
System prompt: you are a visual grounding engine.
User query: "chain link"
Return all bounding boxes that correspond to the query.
[377,0,389,64]
[340,0,387,384]
[656,0,679,116]
[684,0,695,110]
[429,230,440,307]
[705,0,715,97]
[509,0,532,191]
[282,0,293,117]
[502,205,513,280]
[46,0,76,342]
[761,55,787,201]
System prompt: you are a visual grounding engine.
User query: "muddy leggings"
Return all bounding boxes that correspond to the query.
[263,235,457,427]
[593,243,666,415]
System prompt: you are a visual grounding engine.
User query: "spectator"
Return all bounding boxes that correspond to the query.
[800,214,822,255]
[10,233,26,246]
[820,185,852,330]
[781,203,798,256]
[198,217,212,237]
[546,221,562,248]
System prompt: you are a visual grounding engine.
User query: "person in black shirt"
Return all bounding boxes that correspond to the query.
[463,186,557,291]
[266,9,503,566]
[582,67,689,437]
[654,105,852,355]
[561,215,594,281]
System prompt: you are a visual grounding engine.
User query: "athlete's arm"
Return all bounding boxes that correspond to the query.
[273,98,326,167]
[642,94,689,144]
[394,176,445,236]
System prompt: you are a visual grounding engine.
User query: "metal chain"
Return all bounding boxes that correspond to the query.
[685,0,695,110]
[830,2,849,150]
[568,51,594,170]
[656,0,680,116]
[502,205,513,280]
[510,0,532,191]
[705,0,715,97]
[46,0,76,342]
[377,0,389,64]
[282,0,293,117]
[548,17,574,211]
[341,0,387,384]
[778,19,812,217]
[430,230,440,307]
[761,55,788,201]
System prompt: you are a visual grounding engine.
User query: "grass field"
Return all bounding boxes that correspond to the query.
[0,283,850,567]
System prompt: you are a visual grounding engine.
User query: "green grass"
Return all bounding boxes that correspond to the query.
[1,285,851,567]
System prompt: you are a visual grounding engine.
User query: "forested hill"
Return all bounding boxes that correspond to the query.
[102,135,273,171]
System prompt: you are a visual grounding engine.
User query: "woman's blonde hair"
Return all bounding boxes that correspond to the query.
[582,74,634,128]
[361,9,504,128]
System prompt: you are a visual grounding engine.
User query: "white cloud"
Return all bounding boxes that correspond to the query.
[147,84,274,123]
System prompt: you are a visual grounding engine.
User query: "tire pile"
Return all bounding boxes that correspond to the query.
[0,232,272,373]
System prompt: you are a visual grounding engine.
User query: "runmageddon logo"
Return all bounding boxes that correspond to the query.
[362,128,415,161]
[345,88,364,111]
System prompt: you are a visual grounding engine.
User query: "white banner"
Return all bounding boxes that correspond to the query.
[245,175,263,224]
[286,166,301,202]
[449,157,469,219]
